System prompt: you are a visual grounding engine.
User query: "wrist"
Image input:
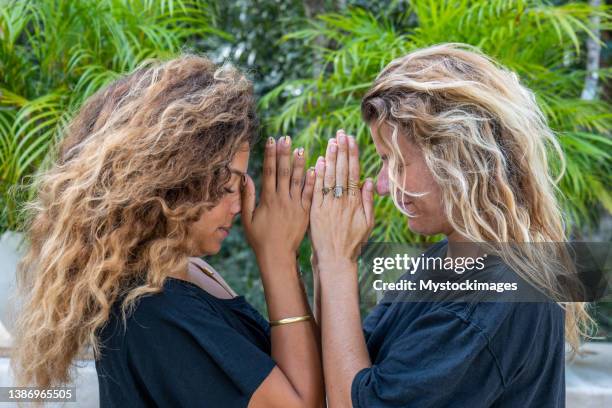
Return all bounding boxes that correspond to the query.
[255,247,297,263]
[317,256,356,271]
[319,262,360,300]
[256,252,298,275]
[317,258,358,285]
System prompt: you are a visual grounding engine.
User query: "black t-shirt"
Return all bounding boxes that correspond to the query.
[96,277,276,408]
[351,240,566,407]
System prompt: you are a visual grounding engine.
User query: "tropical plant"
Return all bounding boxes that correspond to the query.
[0,0,222,232]
[202,0,313,95]
[261,0,612,244]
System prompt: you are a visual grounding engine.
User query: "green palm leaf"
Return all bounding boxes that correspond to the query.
[0,0,224,232]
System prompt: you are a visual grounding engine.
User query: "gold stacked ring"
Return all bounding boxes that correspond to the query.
[348,180,360,196]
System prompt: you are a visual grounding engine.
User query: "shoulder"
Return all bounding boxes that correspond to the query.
[439,300,564,341]
[139,278,214,309]
[122,279,224,334]
[437,255,565,339]
[437,300,564,382]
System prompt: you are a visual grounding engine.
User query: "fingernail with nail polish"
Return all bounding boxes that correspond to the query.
[316,157,324,170]
[298,147,304,157]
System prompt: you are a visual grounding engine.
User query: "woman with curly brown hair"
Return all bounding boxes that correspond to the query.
[12,55,324,407]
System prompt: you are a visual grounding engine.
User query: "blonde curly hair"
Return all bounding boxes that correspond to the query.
[361,43,593,353]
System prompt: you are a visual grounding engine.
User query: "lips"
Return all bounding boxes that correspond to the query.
[218,226,231,237]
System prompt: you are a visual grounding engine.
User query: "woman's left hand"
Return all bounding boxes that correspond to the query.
[309,130,375,268]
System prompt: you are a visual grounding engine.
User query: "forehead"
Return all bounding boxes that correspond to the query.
[369,122,392,148]
[369,122,419,159]
[229,142,250,173]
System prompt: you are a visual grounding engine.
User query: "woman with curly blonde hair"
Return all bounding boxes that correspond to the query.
[308,43,591,407]
[12,55,323,407]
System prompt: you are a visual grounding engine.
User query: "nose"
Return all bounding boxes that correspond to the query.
[229,196,241,216]
[376,167,390,196]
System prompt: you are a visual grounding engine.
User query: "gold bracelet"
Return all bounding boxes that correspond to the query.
[269,315,313,326]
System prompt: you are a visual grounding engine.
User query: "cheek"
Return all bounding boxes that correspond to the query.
[393,167,427,201]
[406,186,447,229]
[402,168,444,212]
[189,216,211,244]
[188,210,222,255]
[205,199,233,223]
[191,207,221,237]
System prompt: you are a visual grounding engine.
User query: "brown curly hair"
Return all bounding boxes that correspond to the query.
[12,54,258,388]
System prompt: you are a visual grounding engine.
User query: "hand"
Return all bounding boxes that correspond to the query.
[309,130,375,267]
[242,136,315,261]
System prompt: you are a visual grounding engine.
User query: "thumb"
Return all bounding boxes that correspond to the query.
[241,174,256,230]
[361,178,375,230]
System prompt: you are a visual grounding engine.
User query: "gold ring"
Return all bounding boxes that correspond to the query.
[322,187,332,196]
[348,180,360,196]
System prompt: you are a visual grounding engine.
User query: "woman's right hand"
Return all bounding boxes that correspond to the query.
[309,131,374,267]
[242,137,325,408]
[241,136,315,261]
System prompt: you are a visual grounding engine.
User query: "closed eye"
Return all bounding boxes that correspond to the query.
[378,155,406,175]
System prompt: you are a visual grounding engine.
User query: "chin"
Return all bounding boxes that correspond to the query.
[202,245,221,256]
[193,241,222,257]
[407,217,440,237]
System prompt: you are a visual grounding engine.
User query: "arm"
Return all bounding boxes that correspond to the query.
[318,260,370,407]
[242,136,324,408]
[308,251,324,386]
[250,256,323,407]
